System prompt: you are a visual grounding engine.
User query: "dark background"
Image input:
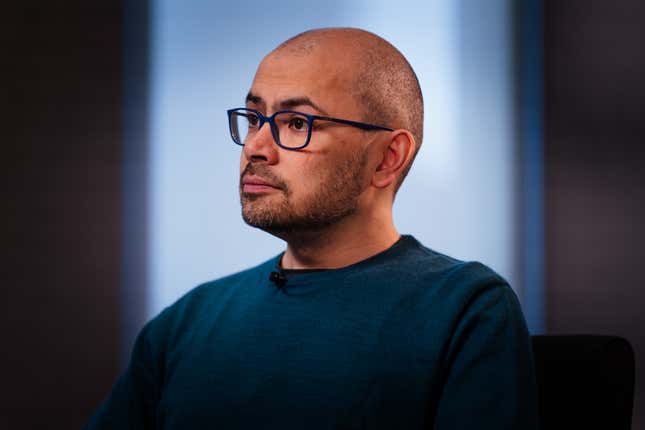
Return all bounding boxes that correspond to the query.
[3,3,124,428]
[544,1,645,427]
[2,1,644,428]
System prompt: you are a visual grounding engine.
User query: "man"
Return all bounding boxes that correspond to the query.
[86,28,538,429]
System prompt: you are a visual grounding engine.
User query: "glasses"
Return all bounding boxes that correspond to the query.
[227,108,393,150]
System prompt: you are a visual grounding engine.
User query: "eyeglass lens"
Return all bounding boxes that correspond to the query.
[230,110,311,148]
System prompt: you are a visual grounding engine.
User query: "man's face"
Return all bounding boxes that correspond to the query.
[239,48,373,235]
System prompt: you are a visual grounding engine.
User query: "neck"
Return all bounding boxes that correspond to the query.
[279,208,400,270]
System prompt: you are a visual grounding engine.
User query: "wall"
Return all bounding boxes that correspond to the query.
[544,1,645,426]
[2,3,124,428]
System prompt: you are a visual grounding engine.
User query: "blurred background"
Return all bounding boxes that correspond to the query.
[3,0,644,428]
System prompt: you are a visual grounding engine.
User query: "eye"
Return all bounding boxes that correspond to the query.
[288,117,308,131]
[246,113,260,127]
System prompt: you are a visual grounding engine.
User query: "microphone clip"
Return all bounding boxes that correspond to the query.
[269,271,287,289]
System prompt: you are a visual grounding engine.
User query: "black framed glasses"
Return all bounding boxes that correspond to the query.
[227,108,393,150]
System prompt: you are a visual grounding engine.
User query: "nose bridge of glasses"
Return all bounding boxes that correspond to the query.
[247,112,279,149]
[261,112,282,146]
[245,110,273,136]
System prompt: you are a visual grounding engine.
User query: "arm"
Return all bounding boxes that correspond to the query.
[433,283,539,429]
[83,322,160,430]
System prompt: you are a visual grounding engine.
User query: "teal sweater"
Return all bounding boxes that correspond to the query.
[86,235,538,429]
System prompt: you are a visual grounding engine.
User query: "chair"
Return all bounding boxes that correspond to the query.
[531,335,635,429]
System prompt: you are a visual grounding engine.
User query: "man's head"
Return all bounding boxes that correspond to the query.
[237,28,423,237]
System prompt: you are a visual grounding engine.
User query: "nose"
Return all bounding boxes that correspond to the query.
[242,120,279,164]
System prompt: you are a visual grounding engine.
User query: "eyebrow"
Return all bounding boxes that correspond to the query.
[245,92,329,115]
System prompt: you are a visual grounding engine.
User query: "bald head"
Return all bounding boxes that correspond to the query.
[271,28,424,190]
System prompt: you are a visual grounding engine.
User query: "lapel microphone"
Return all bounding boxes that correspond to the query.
[269,271,287,289]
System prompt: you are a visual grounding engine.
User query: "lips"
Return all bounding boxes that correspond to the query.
[241,175,281,194]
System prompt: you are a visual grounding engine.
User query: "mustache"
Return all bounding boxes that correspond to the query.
[240,164,288,191]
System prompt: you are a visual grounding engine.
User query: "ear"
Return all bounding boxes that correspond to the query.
[371,130,416,189]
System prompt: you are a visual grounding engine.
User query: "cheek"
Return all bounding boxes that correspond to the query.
[285,163,313,197]
[239,153,246,174]
[276,159,324,203]
[296,154,333,187]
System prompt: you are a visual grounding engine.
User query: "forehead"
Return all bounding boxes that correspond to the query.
[249,49,361,115]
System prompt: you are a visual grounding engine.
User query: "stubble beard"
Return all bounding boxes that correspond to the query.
[240,150,369,235]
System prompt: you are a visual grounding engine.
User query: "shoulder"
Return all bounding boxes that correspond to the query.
[389,236,520,326]
[397,239,529,356]
[139,256,277,346]
[392,235,508,296]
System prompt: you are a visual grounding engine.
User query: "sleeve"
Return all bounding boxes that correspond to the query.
[83,321,161,430]
[433,283,540,430]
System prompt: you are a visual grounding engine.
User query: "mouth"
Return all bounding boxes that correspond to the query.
[241,175,281,194]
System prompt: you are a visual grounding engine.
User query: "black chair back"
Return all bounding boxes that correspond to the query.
[531,335,635,429]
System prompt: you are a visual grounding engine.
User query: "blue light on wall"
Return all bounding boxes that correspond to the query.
[517,0,545,334]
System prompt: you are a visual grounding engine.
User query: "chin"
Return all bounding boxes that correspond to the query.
[241,204,284,230]
[240,192,359,237]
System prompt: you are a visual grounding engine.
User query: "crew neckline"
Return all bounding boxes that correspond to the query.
[266,235,418,289]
